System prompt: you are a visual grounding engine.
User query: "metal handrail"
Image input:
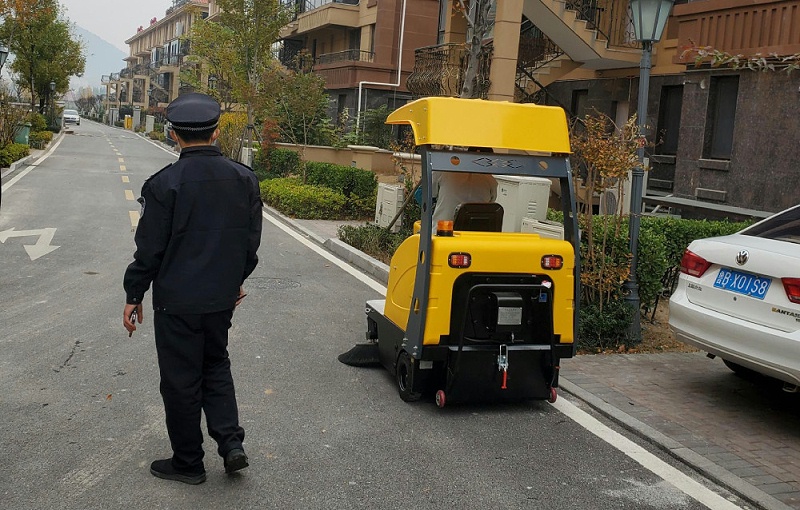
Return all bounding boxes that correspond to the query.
[564,0,639,49]
[406,43,492,99]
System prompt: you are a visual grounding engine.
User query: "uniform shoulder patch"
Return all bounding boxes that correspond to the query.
[144,162,174,183]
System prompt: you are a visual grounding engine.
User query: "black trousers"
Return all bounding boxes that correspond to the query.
[153,309,245,472]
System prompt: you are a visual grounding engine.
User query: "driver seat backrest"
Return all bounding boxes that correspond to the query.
[453,202,504,232]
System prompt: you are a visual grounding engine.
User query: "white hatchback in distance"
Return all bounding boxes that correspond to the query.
[63,109,80,125]
[669,204,800,388]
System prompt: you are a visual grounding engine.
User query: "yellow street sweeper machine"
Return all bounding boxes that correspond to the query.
[339,97,580,408]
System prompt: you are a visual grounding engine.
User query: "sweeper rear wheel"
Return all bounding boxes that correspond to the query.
[396,352,422,402]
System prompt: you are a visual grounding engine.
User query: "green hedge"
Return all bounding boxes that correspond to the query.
[0,143,30,168]
[28,130,53,149]
[253,148,300,181]
[304,161,377,217]
[260,177,347,219]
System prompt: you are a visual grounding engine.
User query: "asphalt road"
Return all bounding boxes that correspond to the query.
[0,121,752,509]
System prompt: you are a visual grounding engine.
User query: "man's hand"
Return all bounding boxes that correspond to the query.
[123,303,143,336]
[235,286,247,307]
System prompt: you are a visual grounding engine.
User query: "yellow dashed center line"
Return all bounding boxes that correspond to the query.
[120,165,126,172]
[129,211,140,228]
[125,189,135,201]
[121,176,130,183]
[118,158,124,163]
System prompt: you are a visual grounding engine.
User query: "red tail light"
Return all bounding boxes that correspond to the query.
[448,252,471,268]
[782,278,800,304]
[541,255,563,270]
[679,249,712,277]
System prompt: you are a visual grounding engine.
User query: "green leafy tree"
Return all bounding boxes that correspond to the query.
[0,0,85,114]
[183,0,293,158]
[259,54,332,181]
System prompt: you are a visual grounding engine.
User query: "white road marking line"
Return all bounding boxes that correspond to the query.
[551,397,741,509]
[261,211,385,294]
[266,208,742,509]
[1,134,67,193]
[124,190,135,201]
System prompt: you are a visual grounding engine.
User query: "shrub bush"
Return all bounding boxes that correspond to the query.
[148,130,166,142]
[28,130,53,149]
[27,113,48,132]
[0,143,30,167]
[578,299,636,352]
[252,148,300,181]
[260,178,347,219]
[304,161,377,218]
[338,223,409,264]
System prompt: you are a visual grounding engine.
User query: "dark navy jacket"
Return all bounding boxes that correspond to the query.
[123,145,262,314]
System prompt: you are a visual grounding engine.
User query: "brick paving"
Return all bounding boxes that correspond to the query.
[561,352,800,508]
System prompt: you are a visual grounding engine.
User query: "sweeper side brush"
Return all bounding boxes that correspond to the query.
[337,340,380,367]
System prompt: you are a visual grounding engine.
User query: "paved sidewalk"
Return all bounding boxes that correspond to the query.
[267,208,800,510]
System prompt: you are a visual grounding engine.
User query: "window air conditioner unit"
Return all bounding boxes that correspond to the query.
[494,175,552,232]
[374,183,404,233]
[520,218,565,240]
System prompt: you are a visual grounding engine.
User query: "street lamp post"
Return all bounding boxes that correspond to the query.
[49,81,56,129]
[624,0,675,341]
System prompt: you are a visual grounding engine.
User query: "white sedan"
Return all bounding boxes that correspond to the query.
[669,204,800,389]
[63,109,80,125]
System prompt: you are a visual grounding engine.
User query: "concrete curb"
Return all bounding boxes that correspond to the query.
[264,206,788,510]
[559,379,792,510]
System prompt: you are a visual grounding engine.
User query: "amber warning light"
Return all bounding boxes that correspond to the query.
[436,220,454,236]
[449,252,471,268]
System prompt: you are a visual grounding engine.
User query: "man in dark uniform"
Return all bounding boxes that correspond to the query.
[122,93,262,485]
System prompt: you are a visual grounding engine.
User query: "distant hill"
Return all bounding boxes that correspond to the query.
[70,25,127,93]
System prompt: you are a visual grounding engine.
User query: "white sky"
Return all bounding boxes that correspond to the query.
[59,0,177,53]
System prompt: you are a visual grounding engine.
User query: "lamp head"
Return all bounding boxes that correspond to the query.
[49,81,55,91]
[630,0,675,43]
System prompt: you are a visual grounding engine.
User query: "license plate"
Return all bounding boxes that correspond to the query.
[713,268,771,300]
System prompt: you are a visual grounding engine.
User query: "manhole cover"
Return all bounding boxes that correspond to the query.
[247,277,300,290]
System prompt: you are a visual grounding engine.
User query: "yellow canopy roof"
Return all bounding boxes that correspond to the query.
[386,97,571,153]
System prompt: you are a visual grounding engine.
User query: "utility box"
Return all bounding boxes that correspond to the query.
[520,218,564,239]
[494,175,552,232]
[374,183,404,233]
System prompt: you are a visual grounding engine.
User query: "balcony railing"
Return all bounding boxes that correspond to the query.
[406,43,492,99]
[565,0,639,48]
[316,49,374,65]
[283,0,358,18]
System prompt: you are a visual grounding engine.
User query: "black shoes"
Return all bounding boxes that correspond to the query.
[224,448,249,474]
[150,459,207,485]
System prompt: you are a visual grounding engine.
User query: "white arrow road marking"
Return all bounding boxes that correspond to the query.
[0,227,60,260]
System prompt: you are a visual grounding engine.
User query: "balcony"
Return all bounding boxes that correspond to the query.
[283,0,360,35]
[674,0,800,57]
[405,43,492,99]
[316,49,374,65]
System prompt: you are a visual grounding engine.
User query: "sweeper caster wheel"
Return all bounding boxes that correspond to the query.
[547,387,557,403]
[435,390,446,409]
[396,352,422,402]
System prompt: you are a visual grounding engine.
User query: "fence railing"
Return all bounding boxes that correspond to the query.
[406,43,492,99]
[316,49,374,65]
[564,0,639,49]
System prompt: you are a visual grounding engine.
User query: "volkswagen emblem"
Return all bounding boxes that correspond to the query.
[735,250,749,266]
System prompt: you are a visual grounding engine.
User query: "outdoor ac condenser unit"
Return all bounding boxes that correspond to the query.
[494,176,553,232]
[598,167,649,216]
[520,218,565,240]
[374,183,404,233]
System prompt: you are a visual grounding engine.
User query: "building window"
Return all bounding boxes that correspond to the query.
[571,89,588,119]
[705,76,738,160]
[656,85,683,155]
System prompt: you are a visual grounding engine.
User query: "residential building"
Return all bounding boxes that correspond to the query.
[409,0,800,216]
[275,0,440,122]
[102,0,209,122]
